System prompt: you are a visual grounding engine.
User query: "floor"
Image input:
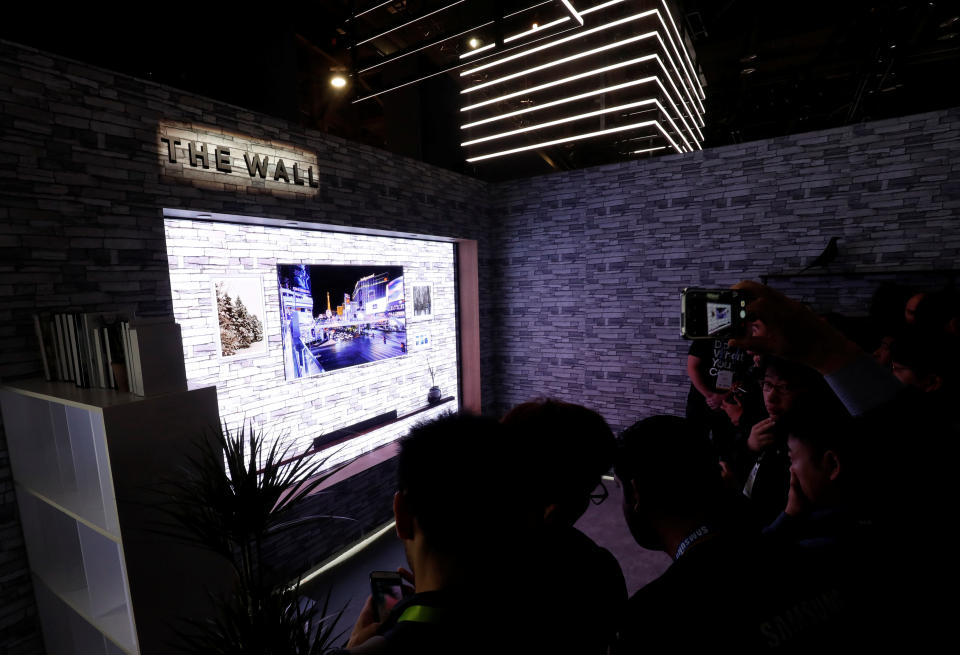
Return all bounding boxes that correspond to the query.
[300,477,671,633]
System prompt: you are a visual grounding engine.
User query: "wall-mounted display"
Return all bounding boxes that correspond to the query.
[277,264,407,379]
[213,276,267,359]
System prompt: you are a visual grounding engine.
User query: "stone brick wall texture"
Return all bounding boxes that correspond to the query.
[2,37,960,653]
[491,108,960,428]
[165,219,458,469]
[0,40,491,653]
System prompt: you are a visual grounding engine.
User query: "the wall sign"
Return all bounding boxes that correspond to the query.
[158,123,321,195]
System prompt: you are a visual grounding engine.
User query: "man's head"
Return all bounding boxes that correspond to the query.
[761,358,821,420]
[502,399,615,526]
[783,412,856,509]
[614,415,721,552]
[395,413,530,572]
[890,334,948,392]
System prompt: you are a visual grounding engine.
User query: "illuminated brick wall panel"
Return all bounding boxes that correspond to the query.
[490,108,960,427]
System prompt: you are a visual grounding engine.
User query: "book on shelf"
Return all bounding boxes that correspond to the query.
[32,315,52,381]
[31,312,187,396]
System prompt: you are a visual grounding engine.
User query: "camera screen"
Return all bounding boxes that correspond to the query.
[373,580,403,619]
[706,302,733,335]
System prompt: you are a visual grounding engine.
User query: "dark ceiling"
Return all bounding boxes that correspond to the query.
[2,1,959,181]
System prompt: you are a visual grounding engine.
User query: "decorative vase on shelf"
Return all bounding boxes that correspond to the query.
[428,386,441,404]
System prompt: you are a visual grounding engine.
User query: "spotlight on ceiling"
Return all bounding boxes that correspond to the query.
[532,22,539,29]
[331,75,347,88]
[740,67,757,75]
[469,37,480,49]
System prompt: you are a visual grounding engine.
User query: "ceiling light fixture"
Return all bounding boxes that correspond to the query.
[355,0,468,47]
[505,17,570,43]
[659,0,706,100]
[632,146,667,154]
[357,20,495,73]
[331,75,348,88]
[461,31,659,93]
[469,37,480,48]
[466,120,680,162]
[560,0,585,25]
[461,76,659,129]
[460,54,658,111]
[461,98,661,146]
[580,0,627,16]
[460,42,495,59]
[461,10,657,77]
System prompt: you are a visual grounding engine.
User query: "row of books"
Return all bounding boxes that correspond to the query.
[32,313,148,394]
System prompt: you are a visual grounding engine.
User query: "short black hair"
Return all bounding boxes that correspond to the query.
[614,415,721,516]
[397,412,529,557]
[890,330,957,381]
[501,399,615,508]
[762,357,822,388]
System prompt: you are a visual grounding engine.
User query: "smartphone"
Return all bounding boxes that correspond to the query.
[681,288,748,340]
[370,571,404,622]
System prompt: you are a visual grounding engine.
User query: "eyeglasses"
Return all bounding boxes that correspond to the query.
[762,381,798,395]
[589,480,608,506]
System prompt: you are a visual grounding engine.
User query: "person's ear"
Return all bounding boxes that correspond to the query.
[822,450,841,482]
[394,491,415,541]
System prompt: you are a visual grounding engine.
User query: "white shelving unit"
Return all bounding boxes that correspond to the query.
[1,380,226,655]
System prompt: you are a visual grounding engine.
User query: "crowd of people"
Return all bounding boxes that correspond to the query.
[326,280,957,654]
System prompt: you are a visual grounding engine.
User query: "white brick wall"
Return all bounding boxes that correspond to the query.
[165,218,458,469]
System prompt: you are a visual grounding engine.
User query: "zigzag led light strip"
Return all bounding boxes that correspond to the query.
[460,31,660,94]
[660,0,705,100]
[460,10,656,77]
[356,0,468,46]
[460,43,496,59]
[461,53,702,149]
[465,120,681,162]
[461,54,657,112]
[560,0,585,24]
[461,98,658,146]
[460,76,659,129]
[651,6,705,115]
[459,0,703,161]
[460,32,702,133]
[460,22,703,131]
[462,96,694,153]
[632,146,668,154]
[505,17,571,43]
[360,20,495,73]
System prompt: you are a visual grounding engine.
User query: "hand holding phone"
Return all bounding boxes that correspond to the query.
[681,288,749,340]
[370,571,405,622]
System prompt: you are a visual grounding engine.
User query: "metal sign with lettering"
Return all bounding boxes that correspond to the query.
[158,124,321,195]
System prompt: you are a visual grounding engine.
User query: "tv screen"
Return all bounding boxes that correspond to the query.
[277,264,407,379]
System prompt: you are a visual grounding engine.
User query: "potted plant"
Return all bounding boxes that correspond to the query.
[156,421,350,654]
[427,362,441,404]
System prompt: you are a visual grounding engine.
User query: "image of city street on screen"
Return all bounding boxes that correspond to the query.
[277,264,407,379]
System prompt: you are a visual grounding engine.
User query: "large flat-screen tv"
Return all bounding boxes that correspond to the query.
[277,264,406,379]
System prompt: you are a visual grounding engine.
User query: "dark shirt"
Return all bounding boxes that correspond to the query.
[531,525,628,655]
[613,530,844,654]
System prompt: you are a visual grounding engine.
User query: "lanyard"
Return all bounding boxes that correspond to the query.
[397,605,444,624]
[742,451,766,499]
